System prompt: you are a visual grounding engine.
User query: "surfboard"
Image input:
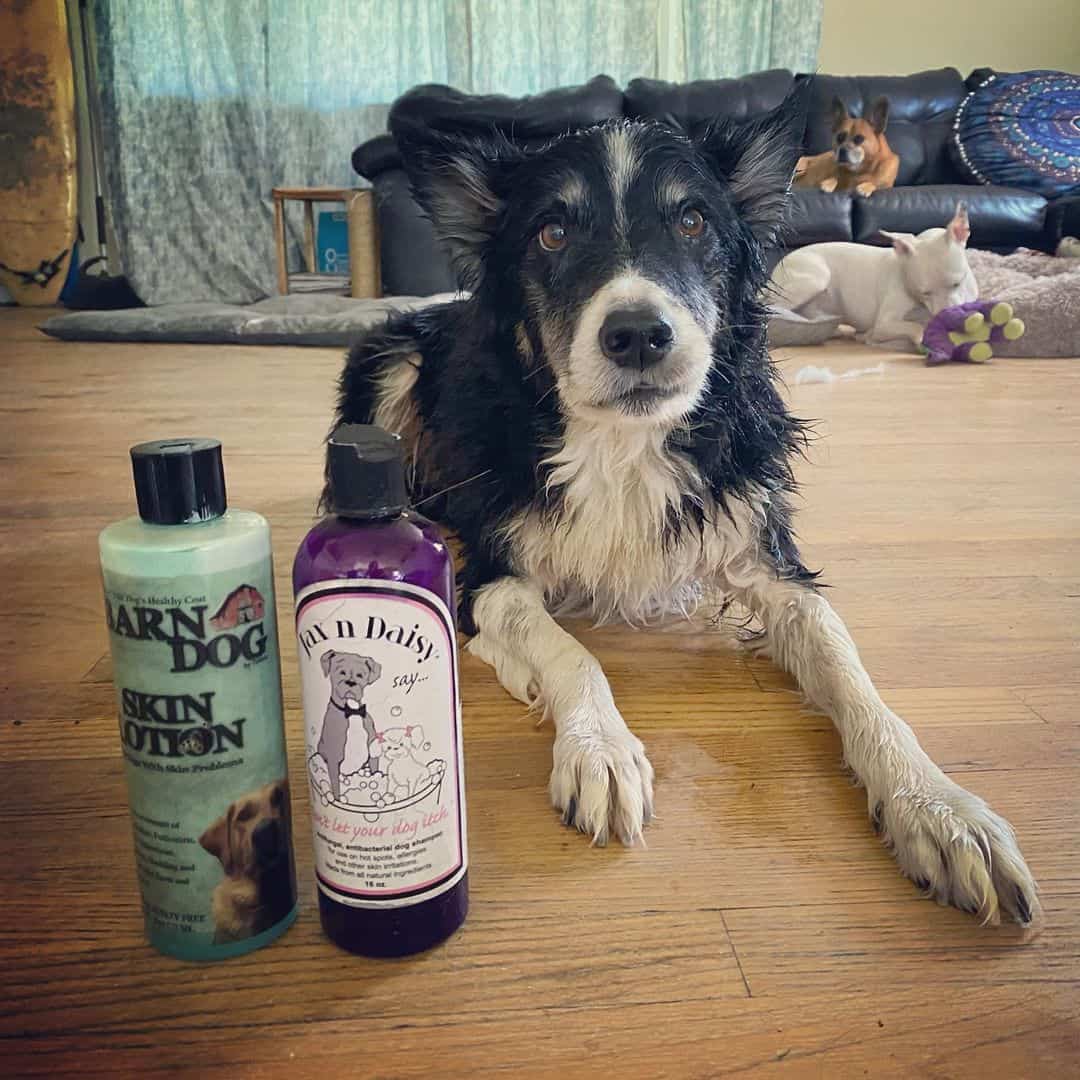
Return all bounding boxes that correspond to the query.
[0,0,77,307]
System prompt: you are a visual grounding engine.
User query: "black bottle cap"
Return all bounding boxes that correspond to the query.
[326,424,408,519]
[130,438,226,524]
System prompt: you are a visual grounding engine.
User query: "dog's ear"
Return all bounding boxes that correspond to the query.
[271,779,291,828]
[880,230,917,257]
[694,89,807,245]
[320,650,336,677]
[830,96,849,130]
[947,201,970,247]
[360,656,382,684]
[395,126,526,288]
[867,97,890,135]
[199,804,235,874]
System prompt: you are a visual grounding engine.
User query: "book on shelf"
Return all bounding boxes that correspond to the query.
[288,272,350,294]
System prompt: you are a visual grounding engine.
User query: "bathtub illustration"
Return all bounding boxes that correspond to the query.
[308,753,447,822]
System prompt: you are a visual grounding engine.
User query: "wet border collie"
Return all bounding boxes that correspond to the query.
[328,103,1036,925]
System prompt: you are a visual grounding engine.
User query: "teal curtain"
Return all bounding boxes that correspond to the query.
[92,1,822,304]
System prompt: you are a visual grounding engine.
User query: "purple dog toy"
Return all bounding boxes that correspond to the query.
[921,300,1025,366]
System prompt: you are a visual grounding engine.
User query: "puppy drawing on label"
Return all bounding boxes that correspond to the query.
[771,203,978,351]
[316,650,381,798]
[795,96,898,198]
[326,102,1037,925]
[199,780,296,943]
[378,725,433,798]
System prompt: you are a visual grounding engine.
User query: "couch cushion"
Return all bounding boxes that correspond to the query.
[1048,194,1080,246]
[952,71,1080,200]
[388,75,624,139]
[370,169,457,297]
[784,189,854,245]
[362,76,625,292]
[852,184,1048,246]
[803,69,967,186]
[624,70,794,128]
[353,133,399,181]
[361,76,626,183]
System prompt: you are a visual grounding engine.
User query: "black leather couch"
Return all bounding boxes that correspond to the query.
[353,68,1068,297]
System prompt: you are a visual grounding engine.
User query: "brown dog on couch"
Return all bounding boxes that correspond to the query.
[199,778,296,943]
[795,96,898,197]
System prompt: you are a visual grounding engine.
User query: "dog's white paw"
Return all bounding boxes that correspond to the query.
[819,177,838,193]
[549,722,654,846]
[470,630,540,708]
[468,632,539,707]
[871,781,1038,925]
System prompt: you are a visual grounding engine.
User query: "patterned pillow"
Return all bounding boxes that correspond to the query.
[953,70,1080,199]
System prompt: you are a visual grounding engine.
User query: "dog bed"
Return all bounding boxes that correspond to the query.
[962,249,1080,357]
[768,249,1080,357]
[766,308,842,347]
[38,292,457,347]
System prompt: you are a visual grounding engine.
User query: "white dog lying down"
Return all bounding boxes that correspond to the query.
[771,203,977,350]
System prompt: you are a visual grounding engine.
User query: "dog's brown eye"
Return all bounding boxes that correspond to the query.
[853,134,865,145]
[236,805,254,822]
[538,223,567,252]
[678,208,705,238]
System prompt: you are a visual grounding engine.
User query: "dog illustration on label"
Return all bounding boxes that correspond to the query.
[378,725,438,798]
[308,651,446,819]
[312,650,381,800]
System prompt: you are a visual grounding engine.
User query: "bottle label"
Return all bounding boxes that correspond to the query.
[295,579,467,908]
[102,561,297,960]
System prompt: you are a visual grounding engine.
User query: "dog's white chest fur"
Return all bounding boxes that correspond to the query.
[503,417,754,621]
[340,707,369,775]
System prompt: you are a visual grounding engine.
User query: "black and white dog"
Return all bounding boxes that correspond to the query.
[328,105,1036,925]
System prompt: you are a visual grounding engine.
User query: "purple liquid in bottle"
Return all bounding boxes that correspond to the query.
[293,425,468,957]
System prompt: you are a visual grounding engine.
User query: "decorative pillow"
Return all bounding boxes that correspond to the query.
[953,70,1080,199]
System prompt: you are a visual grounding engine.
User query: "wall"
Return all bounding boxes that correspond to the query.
[818,0,1080,77]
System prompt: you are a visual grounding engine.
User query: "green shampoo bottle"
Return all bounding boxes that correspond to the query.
[99,439,297,960]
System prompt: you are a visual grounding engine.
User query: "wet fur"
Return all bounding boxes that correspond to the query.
[334,117,813,630]
[326,106,1037,926]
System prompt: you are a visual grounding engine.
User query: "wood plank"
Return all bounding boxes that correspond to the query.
[4,988,1079,1079]
[1,307,1078,1078]
[1013,685,1077,725]
[0,904,749,1039]
[723,895,1080,996]
[1,762,1073,919]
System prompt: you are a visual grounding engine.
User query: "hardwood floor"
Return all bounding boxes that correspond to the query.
[1,306,1077,1077]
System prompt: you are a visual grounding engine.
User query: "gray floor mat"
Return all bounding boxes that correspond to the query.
[39,293,458,347]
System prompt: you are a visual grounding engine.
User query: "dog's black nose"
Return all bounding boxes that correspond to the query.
[599,307,674,370]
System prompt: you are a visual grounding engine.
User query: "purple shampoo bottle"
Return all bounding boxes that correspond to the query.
[293,424,467,956]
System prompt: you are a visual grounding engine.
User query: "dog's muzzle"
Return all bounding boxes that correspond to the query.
[599,306,675,372]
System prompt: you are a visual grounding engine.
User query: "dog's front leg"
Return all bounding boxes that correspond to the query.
[723,563,1038,924]
[865,317,926,351]
[468,577,653,845]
